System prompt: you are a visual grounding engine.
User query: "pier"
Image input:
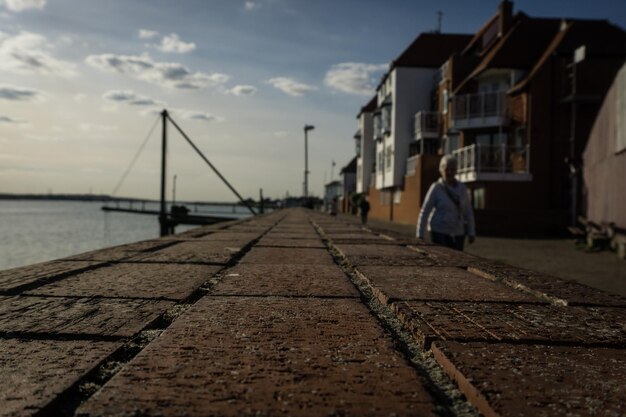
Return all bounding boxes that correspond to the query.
[0,208,624,417]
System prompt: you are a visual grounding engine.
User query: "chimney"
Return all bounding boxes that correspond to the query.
[499,0,513,35]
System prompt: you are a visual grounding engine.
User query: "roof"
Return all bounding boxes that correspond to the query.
[392,33,473,69]
[340,156,357,174]
[356,96,377,118]
[454,15,562,93]
[510,19,626,93]
[377,32,473,89]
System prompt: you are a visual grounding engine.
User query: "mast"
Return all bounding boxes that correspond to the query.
[159,109,169,236]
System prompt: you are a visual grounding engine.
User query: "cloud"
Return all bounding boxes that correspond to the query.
[79,123,118,133]
[85,53,229,90]
[138,29,158,40]
[157,33,196,54]
[267,77,317,97]
[0,84,42,101]
[102,89,164,106]
[244,1,259,11]
[229,85,257,96]
[0,31,76,77]
[0,114,24,123]
[140,107,222,123]
[324,62,387,96]
[184,111,220,122]
[0,0,46,12]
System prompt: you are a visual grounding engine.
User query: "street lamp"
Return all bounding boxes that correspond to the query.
[304,124,315,197]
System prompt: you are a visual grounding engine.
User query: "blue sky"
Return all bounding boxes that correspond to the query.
[1,0,624,201]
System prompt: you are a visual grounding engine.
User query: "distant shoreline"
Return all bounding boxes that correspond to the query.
[0,193,242,206]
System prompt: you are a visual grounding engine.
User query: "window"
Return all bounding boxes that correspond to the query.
[382,105,392,134]
[385,145,393,171]
[378,150,384,173]
[442,89,449,114]
[448,136,459,153]
[394,190,402,204]
[473,187,485,209]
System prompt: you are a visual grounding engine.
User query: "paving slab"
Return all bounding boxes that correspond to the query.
[28,263,221,300]
[432,341,626,417]
[77,297,437,417]
[394,301,626,348]
[256,237,326,248]
[201,231,262,242]
[325,232,392,241]
[0,261,102,293]
[61,240,177,262]
[469,261,626,307]
[334,244,440,267]
[356,266,540,304]
[212,264,359,297]
[239,247,336,265]
[0,338,119,417]
[0,296,172,338]
[415,245,483,267]
[263,231,321,239]
[125,241,244,265]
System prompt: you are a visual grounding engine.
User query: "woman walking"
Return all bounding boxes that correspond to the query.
[416,155,475,250]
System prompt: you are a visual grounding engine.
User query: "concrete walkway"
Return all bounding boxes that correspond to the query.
[0,208,624,417]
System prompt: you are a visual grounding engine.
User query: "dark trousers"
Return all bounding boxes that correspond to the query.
[430,231,465,251]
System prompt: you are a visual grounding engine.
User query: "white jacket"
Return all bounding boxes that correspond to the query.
[416,178,476,238]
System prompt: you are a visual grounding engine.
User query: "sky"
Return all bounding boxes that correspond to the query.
[0,0,624,202]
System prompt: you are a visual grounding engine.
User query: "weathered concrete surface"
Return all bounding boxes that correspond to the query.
[469,260,626,307]
[356,266,540,304]
[256,236,326,248]
[432,342,626,417]
[212,264,359,297]
[61,239,177,262]
[0,339,119,417]
[1,208,625,417]
[127,240,245,264]
[240,247,336,265]
[0,295,172,337]
[0,261,101,293]
[28,263,221,300]
[393,301,626,348]
[77,297,438,417]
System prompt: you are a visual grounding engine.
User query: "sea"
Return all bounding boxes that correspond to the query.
[0,199,252,271]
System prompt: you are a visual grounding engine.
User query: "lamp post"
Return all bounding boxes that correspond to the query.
[303,124,314,197]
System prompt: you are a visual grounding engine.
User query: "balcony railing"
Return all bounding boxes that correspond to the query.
[414,111,439,140]
[451,91,507,129]
[453,144,532,182]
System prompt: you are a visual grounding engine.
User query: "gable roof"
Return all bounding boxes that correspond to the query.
[340,156,357,174]
[454,15,562,94]
[510,19,626,94]
[377,32,473,90]
[392,33,473,69]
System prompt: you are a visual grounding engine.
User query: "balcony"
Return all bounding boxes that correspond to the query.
[451,91,507,129]
[414,111,439,140]
[453,144,532,182]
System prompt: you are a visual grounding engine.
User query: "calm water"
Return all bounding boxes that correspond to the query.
[0,200,250,271]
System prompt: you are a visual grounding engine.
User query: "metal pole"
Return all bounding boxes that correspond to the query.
[159,109,168,237]
[304,125,314,198]
[172,174,177,205]
[304,129,308,197]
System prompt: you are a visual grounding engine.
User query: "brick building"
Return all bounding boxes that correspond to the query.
[352,0,626,235]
